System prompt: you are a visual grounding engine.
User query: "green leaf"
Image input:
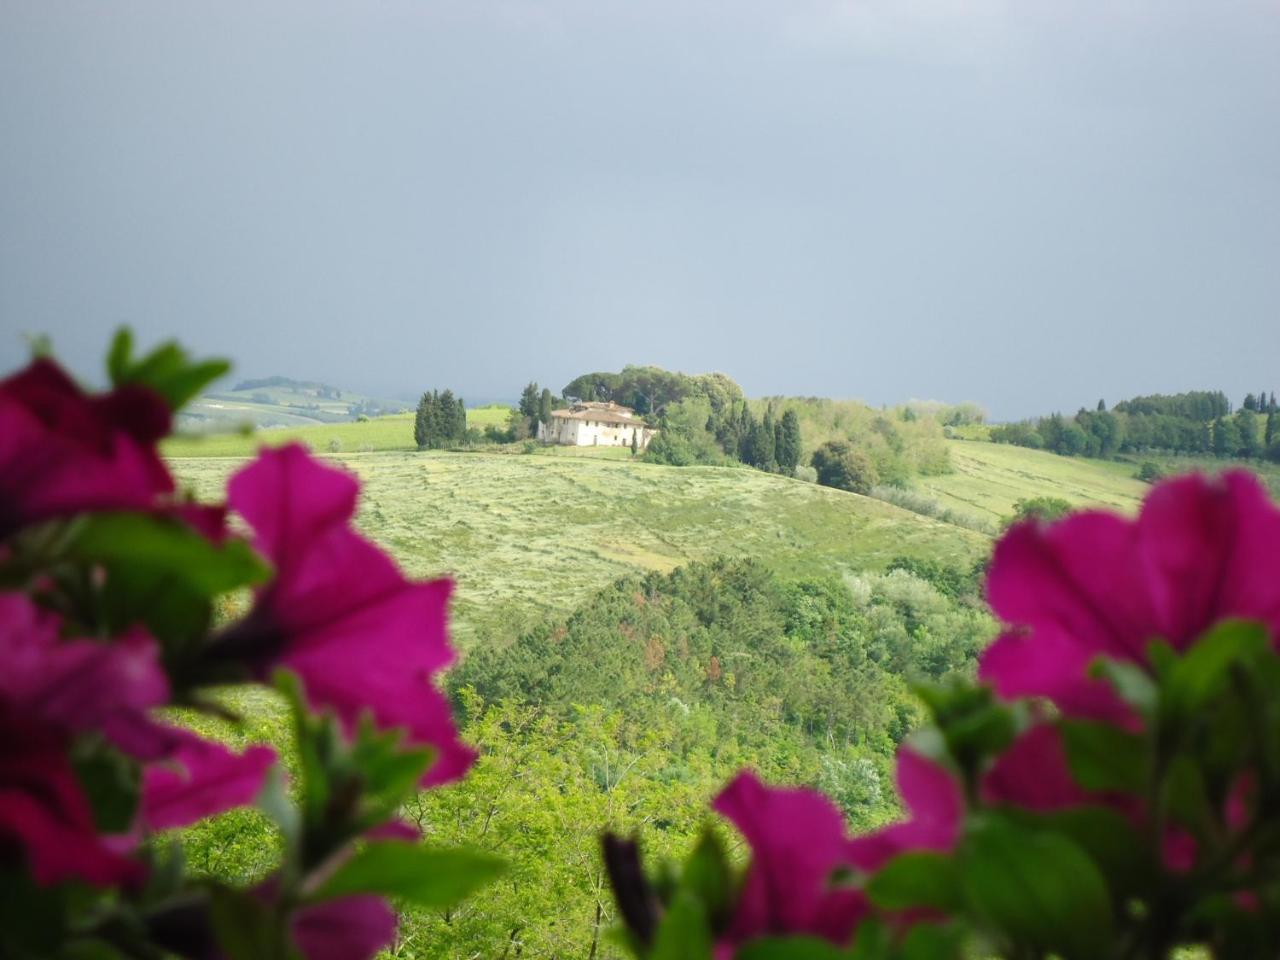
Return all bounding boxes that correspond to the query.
[678,829,734,926]
[70,513,269,598]
[255,766,301,860]
[107,328,133,384]
[105,327,230,411]
[1091,657,1158,715]
[1059,720,1147,793]
[72,745,140,833]
[1161,621,1270,718]
[847,920,891,960]
[960,813,1113,960]
[650,891,713,960]
[896,924,966,960]
[1038,806,1154,901]
[208,885,294,960]
[738,937,850,960]
[866,852,962,912]
[314,842,505,908]
[1161,753,1216,838]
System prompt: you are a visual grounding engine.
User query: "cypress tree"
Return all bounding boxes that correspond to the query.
[777,409,802,474]
[414,392,432,450]
[1097,399,1106,412]
[539,388,553,427]
[737,405,755,463]
[1266,410,1276,448]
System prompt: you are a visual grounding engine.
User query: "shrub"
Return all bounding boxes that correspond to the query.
[1136,460,1164,483]
[811,440,878,494]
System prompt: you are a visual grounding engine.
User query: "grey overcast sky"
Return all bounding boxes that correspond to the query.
[1,1,1277,419]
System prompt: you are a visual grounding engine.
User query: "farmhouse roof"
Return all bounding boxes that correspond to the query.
[549,403,649,426]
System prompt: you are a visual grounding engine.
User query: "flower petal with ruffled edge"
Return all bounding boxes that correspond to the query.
[846,750,963,873]
[289,895,398,960]
[0,359,172,540]
[141,728,277,831]
[713,770,866,951]
[0,593,173,759]
[0,717,145,888]
[222,445,474,786]
[980,471,1280,719]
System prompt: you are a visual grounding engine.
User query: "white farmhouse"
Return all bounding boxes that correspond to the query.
[537,401,657,450]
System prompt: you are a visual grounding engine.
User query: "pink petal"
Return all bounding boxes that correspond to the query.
[0,359,172,537]
[226,446,472,785]
[141,729,276,831]
[0,594,172,759]
[981,725,1091,811]
[0,720,144,888]
[228,444,359,567]
[847,751,962,872]
[1139,471,1280,649]
[289,895,397,960]
[986,513,1153,663]
[978,630,1135,727]
[713,770,865,945]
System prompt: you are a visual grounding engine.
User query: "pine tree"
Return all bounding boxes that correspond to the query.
[519,382,540,420]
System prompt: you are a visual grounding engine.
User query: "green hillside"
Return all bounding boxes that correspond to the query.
[921,440,1149,523]
[180,377,411,431]
[171,451,989,645]
[921,439,1279,524]
[165,405,514,458]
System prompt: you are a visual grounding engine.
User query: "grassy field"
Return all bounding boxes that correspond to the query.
[921,439,1280,524]
[171,451,989,646]
[920,440,1149,523]
[164,406,515,458]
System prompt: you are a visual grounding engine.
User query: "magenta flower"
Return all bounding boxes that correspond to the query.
[846,750,964,872]
[980,724,1094,812]
[141,728,277,831]
[0,359,173,540]
[220,445,474,786]
[289,894,397,960]
[0,593,171,759]
[980,471,1280,721]
[0,715,145,888]
[712,770,867,952]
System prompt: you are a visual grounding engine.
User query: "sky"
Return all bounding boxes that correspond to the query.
[1,1,1277,420]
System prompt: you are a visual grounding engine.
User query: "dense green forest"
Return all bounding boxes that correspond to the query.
[182,555,993,958]
[392,557,994,957]
[990,389,1280,461]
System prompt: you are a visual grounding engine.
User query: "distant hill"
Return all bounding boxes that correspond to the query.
[177,376,410,431]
